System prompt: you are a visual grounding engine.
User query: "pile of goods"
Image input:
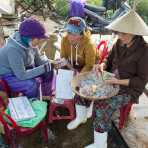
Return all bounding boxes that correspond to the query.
[71,71,119,100]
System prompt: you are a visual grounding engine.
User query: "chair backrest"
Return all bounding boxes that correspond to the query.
[0,92,8,112]
[119,101,134,129]
[0,79,10,96]
[0,95,17,132]
[0,79,10,112]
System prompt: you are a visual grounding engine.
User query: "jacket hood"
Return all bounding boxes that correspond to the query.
[7,31,29,50]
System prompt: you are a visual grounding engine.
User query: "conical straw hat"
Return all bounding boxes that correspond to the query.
[106,10,148,36]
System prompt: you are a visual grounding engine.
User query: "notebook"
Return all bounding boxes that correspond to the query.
[8,96,36,121]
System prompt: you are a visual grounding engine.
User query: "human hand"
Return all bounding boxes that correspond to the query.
[93,63,106,77]
[104,77,119,85]
[54,58,68,69]
[40,52,49,61]
[44,62,53,72]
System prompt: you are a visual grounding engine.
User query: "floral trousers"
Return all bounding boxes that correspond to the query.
[75,94,131,132]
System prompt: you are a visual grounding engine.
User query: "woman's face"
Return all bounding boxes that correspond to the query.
[67,32,82,44]
[117,32,134,44]
[31,38,46,47]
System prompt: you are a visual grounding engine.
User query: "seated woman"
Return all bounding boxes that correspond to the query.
[59,17,96,72]
[68,10,148,148]
[0,18,53,98]
[56,16,97,123]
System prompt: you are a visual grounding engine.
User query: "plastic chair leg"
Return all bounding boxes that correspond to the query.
[41,126,49,143]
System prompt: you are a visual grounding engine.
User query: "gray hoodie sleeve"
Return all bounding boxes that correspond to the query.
[7,49,46,80]
[34,48,48,66]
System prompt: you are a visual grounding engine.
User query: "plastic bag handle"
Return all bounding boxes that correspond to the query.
[0,112,17,128]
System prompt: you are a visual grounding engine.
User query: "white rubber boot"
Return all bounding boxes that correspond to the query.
[85,131,107,148]
[67,105,87,130]
[84,144,95,148]
[86,101,94,119]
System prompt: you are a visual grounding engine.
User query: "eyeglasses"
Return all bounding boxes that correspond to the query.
[68,18,81,26]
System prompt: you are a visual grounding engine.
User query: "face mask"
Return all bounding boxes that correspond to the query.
[21,36,30,47]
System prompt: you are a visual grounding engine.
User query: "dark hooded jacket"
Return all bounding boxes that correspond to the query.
[106,36,148,103]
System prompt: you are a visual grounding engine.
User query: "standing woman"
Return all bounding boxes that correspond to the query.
[67,10,148,148]
[56,17,97,128]
[0,18,53,98]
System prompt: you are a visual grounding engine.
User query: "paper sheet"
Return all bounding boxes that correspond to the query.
[8,96,36,121]
[56,69,74,99]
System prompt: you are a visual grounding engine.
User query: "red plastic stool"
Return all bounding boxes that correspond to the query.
[119,101,134,129]
[48,99,75,123]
